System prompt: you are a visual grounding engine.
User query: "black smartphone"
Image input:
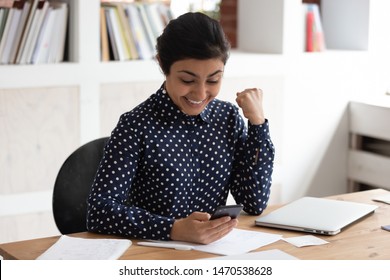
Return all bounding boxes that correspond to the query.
[210,204,243,220]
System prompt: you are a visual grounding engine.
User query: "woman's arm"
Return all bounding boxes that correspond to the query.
[86,114,175,240]
[229,88,275,215]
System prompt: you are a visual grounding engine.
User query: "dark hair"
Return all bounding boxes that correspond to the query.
[156,12,230,75]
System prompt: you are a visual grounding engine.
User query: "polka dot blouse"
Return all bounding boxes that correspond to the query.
[87,85,275,240]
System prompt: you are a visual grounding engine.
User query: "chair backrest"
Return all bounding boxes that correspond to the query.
[52,137,109,234]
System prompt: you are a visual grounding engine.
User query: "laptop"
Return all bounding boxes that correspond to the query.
[255,197,378,235]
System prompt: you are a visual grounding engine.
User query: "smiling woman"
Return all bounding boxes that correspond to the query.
[86,12,275,245]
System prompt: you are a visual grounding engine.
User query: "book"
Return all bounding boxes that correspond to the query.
[125,3,153,60]
[311,4,325,51]
[14,0,40,63]
[21,0,49,64]
[0,1,23,64]
[0,8,10,41]
[136,3,155,56]
[8,0,32,63]
[31,5,55,64]
[0,3,17,62]
[46,2,67,63]
[303,3,325,52]
[55,2,68,63]
[144,3,165,40]
[115,3,138,60]
[305,6,314,52]
[100,6,109,61]
[105,6,129,61]
[104,7,119,61]
[0,9,4,35]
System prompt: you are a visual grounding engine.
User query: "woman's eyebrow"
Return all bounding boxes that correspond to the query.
[178,69,224,78]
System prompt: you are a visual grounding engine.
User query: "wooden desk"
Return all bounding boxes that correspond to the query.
[1,189,389,260]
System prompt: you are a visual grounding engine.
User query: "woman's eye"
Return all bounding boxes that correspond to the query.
[181,79,194,84]
[207,80,219,84]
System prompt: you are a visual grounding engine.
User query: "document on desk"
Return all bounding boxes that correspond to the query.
[372,194,390,205]
[36,235,132,260]
[152,228,282,256]
[203,249,299,260]
[282,235,329,248]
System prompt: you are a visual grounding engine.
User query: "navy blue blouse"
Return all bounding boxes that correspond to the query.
[87,86,275,240]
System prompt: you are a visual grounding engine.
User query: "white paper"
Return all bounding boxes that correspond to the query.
[152,228,282,256]
[36,235,132,260]
[203,249,299,260]
[282,235,328,248]
[372,194,390,205]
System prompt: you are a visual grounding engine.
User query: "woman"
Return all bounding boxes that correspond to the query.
[87,12,274,244]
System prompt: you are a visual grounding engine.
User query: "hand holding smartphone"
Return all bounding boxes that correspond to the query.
[210,204,243,220]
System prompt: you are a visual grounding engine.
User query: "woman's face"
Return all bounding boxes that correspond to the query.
[164,58,224,116]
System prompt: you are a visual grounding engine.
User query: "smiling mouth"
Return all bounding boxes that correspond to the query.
[185,97,206,105]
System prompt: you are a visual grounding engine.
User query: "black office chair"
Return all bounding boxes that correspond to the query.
[52,137,109,234]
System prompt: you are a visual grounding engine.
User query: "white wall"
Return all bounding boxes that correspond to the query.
[223,51,389,203]
[279,52,389,202]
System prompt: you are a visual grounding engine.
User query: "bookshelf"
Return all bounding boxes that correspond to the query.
[0,0,72,64]
[0,0,389,244]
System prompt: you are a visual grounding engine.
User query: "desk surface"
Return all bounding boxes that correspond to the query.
[1,189,389,260]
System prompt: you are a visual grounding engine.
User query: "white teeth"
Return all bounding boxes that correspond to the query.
[186,98,204,104]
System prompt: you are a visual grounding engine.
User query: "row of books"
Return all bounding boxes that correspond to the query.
[101,1,174,61]
[303,3,325,52]
[0,0,68,65]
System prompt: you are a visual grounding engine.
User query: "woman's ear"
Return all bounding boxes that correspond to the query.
[155,54,161,66]
[155,54,165,75]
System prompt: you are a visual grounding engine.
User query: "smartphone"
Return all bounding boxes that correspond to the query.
[381,225,390,232]
[210,204,243,220]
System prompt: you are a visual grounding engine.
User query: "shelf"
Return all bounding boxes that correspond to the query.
[350,102,390,142]
[348,150,390,191]
[2,49,383,89]
[361,136,390,157]
[0,63,81,88]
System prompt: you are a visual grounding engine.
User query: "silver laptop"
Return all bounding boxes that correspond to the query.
[255,197,378,235]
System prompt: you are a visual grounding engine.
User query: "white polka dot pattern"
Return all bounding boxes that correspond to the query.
[87,86,275,240]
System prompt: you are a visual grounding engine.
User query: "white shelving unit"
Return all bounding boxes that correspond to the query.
[1,0,390,244]
[348,100,390,192]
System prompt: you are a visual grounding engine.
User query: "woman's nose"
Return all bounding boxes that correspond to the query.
[194,83,207,100]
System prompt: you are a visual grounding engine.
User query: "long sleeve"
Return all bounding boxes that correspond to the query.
[229,115,275,215]
[86,113,175,240]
